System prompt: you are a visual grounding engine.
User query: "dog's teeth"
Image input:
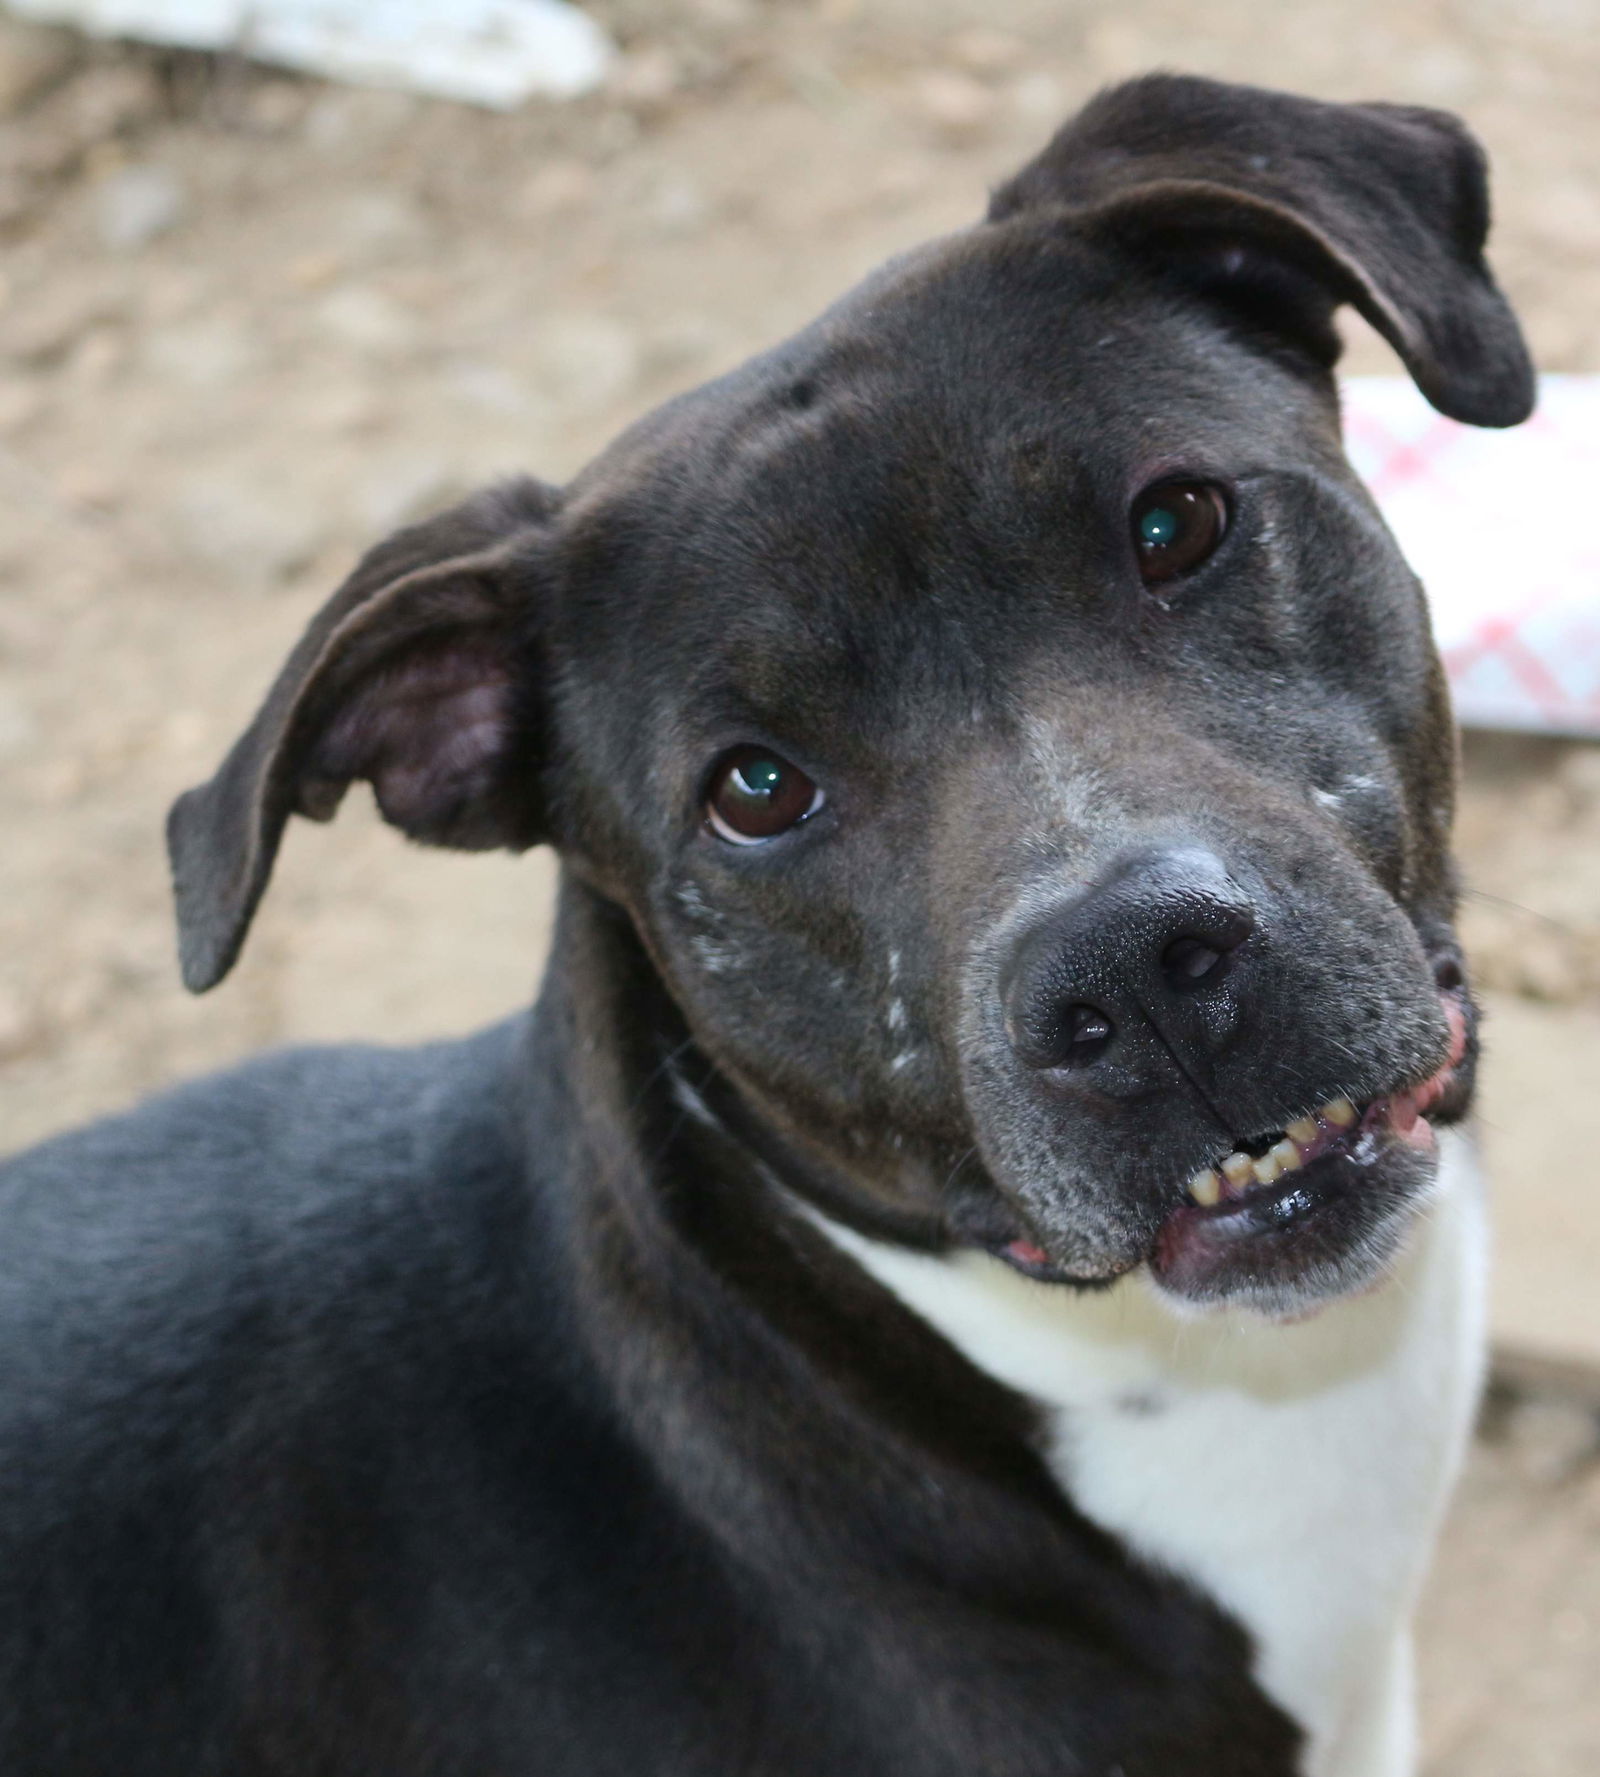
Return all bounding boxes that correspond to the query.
[1320,1095,1358,1128]
[1221,1152,1254,1191]
[1188,1167,1223,1207]
[1199,1129,1318,1205]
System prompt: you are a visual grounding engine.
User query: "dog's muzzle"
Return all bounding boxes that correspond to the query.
[988,844,1470,1313]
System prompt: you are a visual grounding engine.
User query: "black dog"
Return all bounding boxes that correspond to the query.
[0,75,1529,1776]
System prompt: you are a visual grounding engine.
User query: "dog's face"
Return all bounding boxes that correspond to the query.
[168,77,1531,1318]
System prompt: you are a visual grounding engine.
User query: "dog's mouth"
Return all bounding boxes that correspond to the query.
[994,990,1473,1312]
[1175,994,1465,1212]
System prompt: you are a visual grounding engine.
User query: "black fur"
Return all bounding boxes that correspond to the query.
[1,74,1529,1772]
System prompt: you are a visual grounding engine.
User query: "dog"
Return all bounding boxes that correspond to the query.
[0,72,1531,1776]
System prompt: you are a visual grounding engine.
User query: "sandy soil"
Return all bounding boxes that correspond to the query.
[3,0,1600,1767]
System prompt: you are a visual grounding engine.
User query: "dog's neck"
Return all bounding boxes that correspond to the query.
[529,871,1079,1511]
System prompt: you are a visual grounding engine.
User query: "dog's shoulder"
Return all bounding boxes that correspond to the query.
[0,1019,703,1767]
[0,1017,543,1511]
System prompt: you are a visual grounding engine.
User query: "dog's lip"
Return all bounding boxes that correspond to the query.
[988,988,1474,1296]
[1146,1120,1422,1310]
[1181,989,1471,1208]
[1145,990,1471,1306]
[1154,1096,1424,1256]
[992,1236,1096,1285]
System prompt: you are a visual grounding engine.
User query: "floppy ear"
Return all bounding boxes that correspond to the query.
[990,73,1533,428]
[167,478,557,993]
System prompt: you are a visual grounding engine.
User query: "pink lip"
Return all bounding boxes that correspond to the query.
[1384,992,1468,1150]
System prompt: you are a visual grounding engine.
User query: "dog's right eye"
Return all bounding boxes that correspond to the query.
[705,747,824,845]
[1130,480,1228,585]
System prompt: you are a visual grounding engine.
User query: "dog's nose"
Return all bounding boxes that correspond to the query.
[1002,848,1257,1082]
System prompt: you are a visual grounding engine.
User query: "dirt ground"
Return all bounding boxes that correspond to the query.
[3,0,1599,1766]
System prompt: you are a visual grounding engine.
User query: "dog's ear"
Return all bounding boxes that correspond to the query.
[167,478,556,993]
[990,74,1533,428]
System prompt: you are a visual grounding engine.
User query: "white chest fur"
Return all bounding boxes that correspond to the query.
[807,1130,1488,1777]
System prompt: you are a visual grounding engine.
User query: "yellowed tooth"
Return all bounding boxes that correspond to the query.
[1188,1168,1223,1207]
[1321,1095,1358,1128]
[1221,1152,1254,1191]
[1286,1116,1318,1146]
[1252,1150,1282,1186]
[1269,1138,1301,1175]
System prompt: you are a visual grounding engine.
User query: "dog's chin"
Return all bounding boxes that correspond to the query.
[987,1124,1443,1321]
[1144,1118,1442,1318]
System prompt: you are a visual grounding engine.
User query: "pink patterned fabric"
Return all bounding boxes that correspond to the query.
[1345,375,1600,735]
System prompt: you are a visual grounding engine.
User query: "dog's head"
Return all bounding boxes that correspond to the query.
[169,76,1531,1318]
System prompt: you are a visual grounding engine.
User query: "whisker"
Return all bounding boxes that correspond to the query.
[1461,886,1580,938]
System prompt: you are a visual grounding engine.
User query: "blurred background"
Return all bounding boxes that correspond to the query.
[1,0,1597,1768]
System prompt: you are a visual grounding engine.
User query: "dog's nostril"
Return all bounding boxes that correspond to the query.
[1161,935,1229,990]
[1433,955,1465,994]
[1004,852,1255,1072]
[1058,1003,1115,1066]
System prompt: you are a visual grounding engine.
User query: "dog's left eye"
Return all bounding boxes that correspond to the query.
[1130,481,1228,585]
[705,747,824,845]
